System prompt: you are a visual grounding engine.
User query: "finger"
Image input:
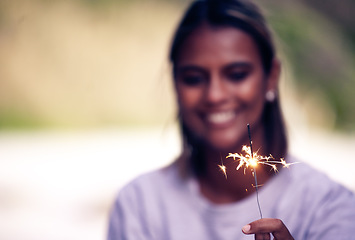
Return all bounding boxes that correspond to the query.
[242,218,294,240]
[254,233,271,240]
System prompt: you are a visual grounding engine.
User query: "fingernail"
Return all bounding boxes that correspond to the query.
[242,224,251,233]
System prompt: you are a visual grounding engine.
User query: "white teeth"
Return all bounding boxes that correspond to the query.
[207,111,235,124]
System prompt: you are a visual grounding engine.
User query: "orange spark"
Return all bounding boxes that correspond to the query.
[218,164,228,179]
[223,145,296,178]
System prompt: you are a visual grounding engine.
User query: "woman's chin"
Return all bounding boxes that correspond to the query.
[206,139,242,153]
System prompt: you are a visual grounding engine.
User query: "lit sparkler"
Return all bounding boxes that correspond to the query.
[226,146,294,173]
[221,124,297,218]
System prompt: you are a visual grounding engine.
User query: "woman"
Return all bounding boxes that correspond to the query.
[108,0,355,239]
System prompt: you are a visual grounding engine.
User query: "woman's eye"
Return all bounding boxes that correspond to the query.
[229,71,248,82]
[180,75,204,86]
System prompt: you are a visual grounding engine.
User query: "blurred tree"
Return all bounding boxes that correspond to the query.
[263,0,355,132]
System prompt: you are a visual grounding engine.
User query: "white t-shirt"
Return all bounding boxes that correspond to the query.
[107,156,355,240]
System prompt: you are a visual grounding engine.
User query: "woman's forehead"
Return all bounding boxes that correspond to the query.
[177,24,261,66]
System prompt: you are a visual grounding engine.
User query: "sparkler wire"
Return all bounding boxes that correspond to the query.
[247,124,263,219]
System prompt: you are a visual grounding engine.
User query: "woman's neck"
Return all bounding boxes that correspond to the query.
[197,128,272,204]
[198,150,271,204]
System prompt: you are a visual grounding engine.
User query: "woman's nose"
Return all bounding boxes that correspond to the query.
[204,76,228,105]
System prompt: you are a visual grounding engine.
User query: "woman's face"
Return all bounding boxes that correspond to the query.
[175,25,276,151]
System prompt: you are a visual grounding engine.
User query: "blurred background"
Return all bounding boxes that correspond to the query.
[0,0,354,239]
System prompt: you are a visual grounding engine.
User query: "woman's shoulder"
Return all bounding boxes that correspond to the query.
[278,156,355,239]
[283,155,355,206]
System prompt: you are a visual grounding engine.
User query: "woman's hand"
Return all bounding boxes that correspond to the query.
[242,218,294,240]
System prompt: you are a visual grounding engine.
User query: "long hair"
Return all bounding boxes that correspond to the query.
[169,0,287,176]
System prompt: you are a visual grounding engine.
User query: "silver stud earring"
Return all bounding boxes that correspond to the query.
[265,90,276,102]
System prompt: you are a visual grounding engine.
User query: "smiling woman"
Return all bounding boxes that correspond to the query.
[107,0,355,240]
[174,25,276,154]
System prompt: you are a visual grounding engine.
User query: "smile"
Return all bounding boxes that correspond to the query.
[206,111,236,125]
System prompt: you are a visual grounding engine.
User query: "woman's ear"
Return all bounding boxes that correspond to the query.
[266,58,281,93]
[264,59,281,102]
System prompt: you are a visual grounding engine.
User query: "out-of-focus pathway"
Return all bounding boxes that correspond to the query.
[0,127,354,240]
[0,127,180,240]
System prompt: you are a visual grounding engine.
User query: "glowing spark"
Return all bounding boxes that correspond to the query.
[249,157,258,167]
[226,145,293,173]
[218,164,227,179]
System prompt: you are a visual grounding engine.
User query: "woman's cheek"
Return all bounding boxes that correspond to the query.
[178,88,202,109]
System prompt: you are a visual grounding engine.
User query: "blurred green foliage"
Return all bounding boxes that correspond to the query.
[265,0,355,132]
[0,110,44,130]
